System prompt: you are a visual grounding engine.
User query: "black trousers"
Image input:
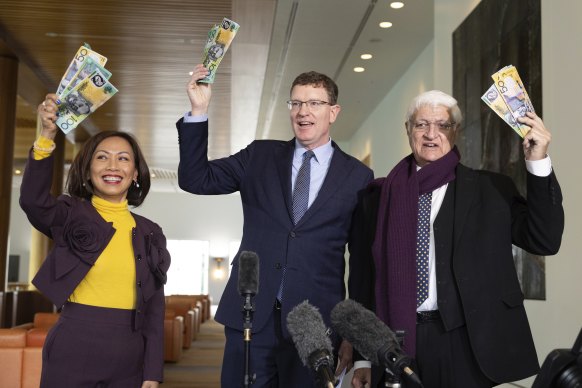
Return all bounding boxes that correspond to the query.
[372,314,497,388]
[414,316,496,388]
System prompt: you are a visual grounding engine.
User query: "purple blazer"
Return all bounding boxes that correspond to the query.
[19,153,171,382]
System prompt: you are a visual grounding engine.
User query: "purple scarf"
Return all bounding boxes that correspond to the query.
[370,146,460,356]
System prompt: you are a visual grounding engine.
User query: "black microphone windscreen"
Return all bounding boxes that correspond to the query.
[287,301,334,367]
[237,251,259,296]
[330,299,399,365]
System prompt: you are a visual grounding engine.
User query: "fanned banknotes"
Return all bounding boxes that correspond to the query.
[481,84,523,137]
[482,65,536,138]
[55,68,118,134]
[199,18,240,83]
[62,56,112,97]
[54,43,117,134]
[57,43,107,97]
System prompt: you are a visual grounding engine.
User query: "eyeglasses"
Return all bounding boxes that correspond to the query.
[286,100,331,111]
[412,121,456,132]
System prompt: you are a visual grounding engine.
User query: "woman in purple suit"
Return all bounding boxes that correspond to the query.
[20,93,171,388]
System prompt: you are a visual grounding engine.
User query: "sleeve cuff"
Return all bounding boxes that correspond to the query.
[183,112,208,123]
[354,360,372,370]
[525,155,552,177]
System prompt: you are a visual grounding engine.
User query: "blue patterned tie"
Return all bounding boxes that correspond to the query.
[292,150,315,224]
[277,150,315,302]
[416,191,432,308]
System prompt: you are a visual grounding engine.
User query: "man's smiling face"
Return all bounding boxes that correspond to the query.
[406,104,457,167]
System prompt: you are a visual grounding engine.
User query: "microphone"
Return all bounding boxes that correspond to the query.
[330,299,423,387]
[287,301,338,388]
[237,251,259,296]
[237,251,260,387]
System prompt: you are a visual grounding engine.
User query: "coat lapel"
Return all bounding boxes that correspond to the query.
[296,142,353,226]
[276,139,296,222]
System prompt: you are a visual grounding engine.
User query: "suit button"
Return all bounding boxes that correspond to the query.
[275,263,282,269]
[290,231,296,238]
[137,255,142,261]
[138,281,142,287]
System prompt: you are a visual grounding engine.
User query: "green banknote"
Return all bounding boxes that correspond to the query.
[481,84,524,137]
[199,18,240,83]
[56,68,118,134]
[491,65,535,135]
[57,43,108,96]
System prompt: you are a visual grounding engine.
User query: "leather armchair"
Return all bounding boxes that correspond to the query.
[0,328,45,388]
[164,310,184,362]
[165,302,195,349]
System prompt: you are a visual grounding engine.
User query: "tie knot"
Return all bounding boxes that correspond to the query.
[303,150,315,162]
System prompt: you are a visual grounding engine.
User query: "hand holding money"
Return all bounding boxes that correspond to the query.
[518,111,551,161]
[37,94,60,140]
[187,64,212,115]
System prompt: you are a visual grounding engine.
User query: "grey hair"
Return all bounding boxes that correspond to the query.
[405,90,463,127]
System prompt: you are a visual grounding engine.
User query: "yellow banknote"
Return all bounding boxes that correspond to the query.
[56,68,118,134]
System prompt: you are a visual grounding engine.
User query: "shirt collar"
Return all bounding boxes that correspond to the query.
[294,138,333,164]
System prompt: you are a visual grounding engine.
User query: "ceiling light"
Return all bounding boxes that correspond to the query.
[188,71,193,76]
[361,54,373,60]
[379,22,393,28]
[390,2,404,9]
[151,173,156,178]
[14,169,22,175]
[353,67,365,73]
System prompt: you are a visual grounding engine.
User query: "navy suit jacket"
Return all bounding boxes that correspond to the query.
[177,119,373,338]
[349,163,564,383]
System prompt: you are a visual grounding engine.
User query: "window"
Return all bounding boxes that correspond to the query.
[165,240,209,295]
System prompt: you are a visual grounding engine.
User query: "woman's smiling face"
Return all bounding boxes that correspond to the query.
[89,136,138,203]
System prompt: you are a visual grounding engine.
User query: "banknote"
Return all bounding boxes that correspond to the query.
[491,65,535,135]
[57,43,108,96]
[56,68,118,134]
[199,18,240,83]
[61,56,112,97]
[481,84,524,137]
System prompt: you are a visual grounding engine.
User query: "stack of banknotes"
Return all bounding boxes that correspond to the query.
[199,18,240,83]
[55,43,118,134]
[481,65,535,138]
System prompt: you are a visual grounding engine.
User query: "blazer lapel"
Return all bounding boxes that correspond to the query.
[276,140,296,222]
[296,142,353,225]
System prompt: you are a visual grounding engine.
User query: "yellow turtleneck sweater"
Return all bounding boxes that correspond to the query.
[68,196,137,309]
[33,136,137,309]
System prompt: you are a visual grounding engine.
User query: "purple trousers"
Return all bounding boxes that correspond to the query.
[41,302,144,388]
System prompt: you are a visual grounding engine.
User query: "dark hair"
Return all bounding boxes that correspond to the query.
[66,131,151,207]
[291,71,339,105]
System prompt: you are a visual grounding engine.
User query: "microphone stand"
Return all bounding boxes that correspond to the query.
[242,293,256,387]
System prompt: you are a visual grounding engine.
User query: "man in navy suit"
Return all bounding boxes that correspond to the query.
[177,64,373,387]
